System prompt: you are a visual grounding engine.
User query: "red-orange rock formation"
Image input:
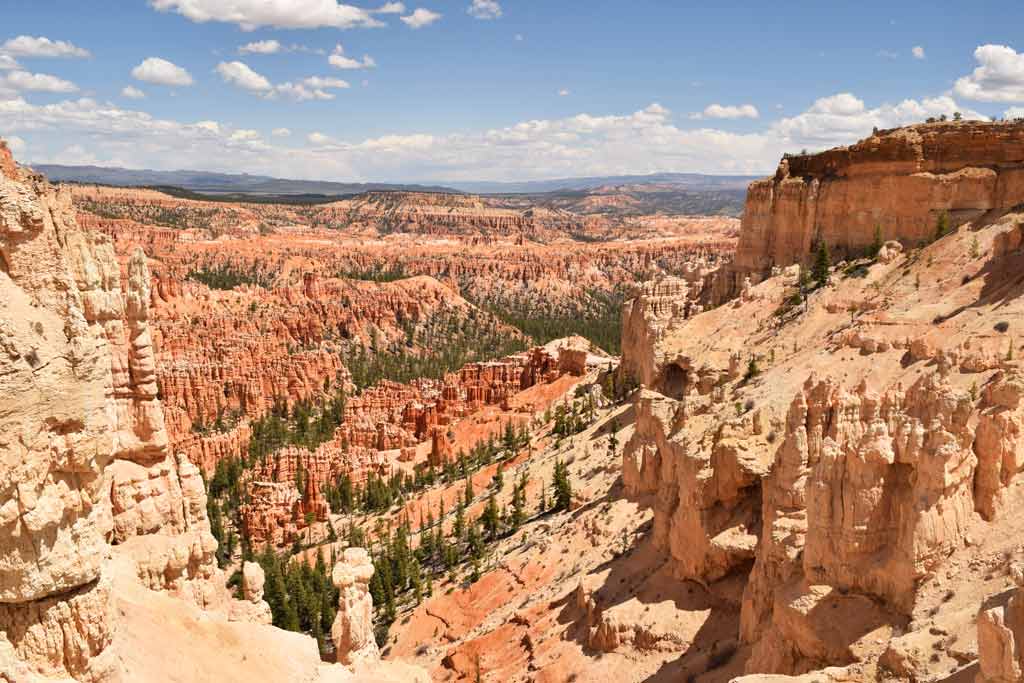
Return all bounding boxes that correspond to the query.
[723,120,1024,299]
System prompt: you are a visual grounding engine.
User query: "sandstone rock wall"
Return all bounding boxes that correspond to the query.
[726,121,1024,299]
[0,146,119,681]
[0,142,266,680]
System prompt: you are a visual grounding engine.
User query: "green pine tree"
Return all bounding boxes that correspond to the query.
[870,224,883,259]
[812,240,831,287]
[935,210,950,241]
[482,492,500,540]
[552,460,572,512]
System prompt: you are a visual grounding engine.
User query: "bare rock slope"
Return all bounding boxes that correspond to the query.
[619,122,1024,681]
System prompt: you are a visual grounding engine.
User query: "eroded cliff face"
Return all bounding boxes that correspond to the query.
[0,141,249,680]
[1,140,429,683]
[1,142,121,681]
[619,126,1024,679]
[726,121,1024,298]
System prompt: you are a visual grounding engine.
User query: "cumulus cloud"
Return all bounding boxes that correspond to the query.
[149,0,384,30]
[277,76,350,100]
[772,92,985,147]
[132,57,193,87]
[215,60,349,101]
[3,70,78,93]
[558,89,569,96]
[230,129,261,142]
[239,39,281,54]
[215,60,272,92]
[374,2,406,12]
[912,46,925,59]
[121,85,146,99]
[954,45,1024,102]
[691,103,759,120]
[0,55,19,70]
[329,44,375,69]
[468,0,502,20]
[401,8,441,28]
[272,127,292,137]
[0,86,994,183]
[1,35,90,58]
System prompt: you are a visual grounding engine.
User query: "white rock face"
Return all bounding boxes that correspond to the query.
[0,141,122,681]
[331,547,379,666]
[229,561,272,625]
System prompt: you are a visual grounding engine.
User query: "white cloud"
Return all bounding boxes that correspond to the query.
[214,59,350,101]
[401,8,441,28]
[1,35,90,59]
[912,45,925,59]
[150,0,384,30]
[772,92,985,148]
[239,39,281,55]
[131,57,193,87]
[0,84,995,184]
[303,76,350,89]
[954,45,1024,102]
[329,44,375,69]
[230,129,261,142]
[1006,107,1024,119]
[121,85,146,99]
[215,60,272,92]
[276,76,350,101]
[272,127,292,137]
[374,2,406,12]
[691,103,759,120]
[0,55,19,70]
[468,0,502,20]
[558,89,569,96]
[4,70,78,93]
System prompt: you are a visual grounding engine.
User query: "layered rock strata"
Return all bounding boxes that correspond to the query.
[724,120,1024,298]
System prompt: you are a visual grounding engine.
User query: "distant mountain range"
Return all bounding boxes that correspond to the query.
[32,164,458,196]
[34,163,760,197]
[443,172,761,194]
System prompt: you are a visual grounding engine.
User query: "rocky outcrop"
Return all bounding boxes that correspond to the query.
[332,548,379,667]
[0,142,270,679]
[725,120,1024,298]
[620,272,718,386]
[739,372,977,673]
[228,561,272,625]
[0,148,122,681]
[977,565,1024,683]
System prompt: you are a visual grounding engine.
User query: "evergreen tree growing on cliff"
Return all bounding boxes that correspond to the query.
[511,471,528,528]
[482,491,500,540]
[934,210,951,242]
[870,224,884,259]
[552,460,573,512]
[812,241,831,287]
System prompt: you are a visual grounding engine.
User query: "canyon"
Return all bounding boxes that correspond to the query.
[6,117,1024,683]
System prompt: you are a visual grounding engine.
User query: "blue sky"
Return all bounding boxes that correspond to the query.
[0,0,1021,182]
